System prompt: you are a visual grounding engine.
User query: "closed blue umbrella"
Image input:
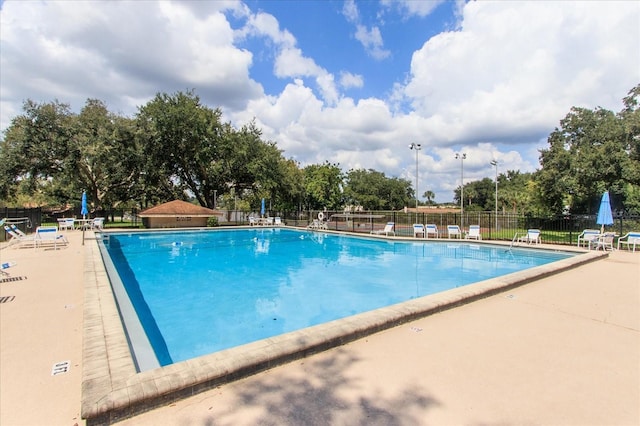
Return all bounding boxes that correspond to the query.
[81,191,89,246]
[81,191,88,218]
[260,198,265,217]
[596,191,613,233]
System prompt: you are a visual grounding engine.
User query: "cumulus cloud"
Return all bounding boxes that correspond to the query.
[404,1,639,148]
[339,72,364,90]
[381,0,447,18]
[342,0,390,60]
[1,0,638,203]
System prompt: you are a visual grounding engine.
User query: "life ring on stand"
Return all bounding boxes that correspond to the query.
[317,212,324,221]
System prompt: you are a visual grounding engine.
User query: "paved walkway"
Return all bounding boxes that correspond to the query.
[1,231,638,425]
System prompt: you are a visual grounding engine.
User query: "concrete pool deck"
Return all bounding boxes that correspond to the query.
[1,229,638,425]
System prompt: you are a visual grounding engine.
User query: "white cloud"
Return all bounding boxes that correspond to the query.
[339,72,364,89]
[405,1,639,148]
[381,0,446,18]
[1,0,638,204]
[354,24,390,60]
[342,0,390,60]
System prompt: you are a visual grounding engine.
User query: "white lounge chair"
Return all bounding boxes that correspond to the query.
[9,225,28,238]
[4,225,37,248]
[371,222,395,236]
[413,224,426,238]
[517,229,541,245]
[91,217,105,230]
[274,217,283,226]
[425,224,439,239]
[577,229,600,249]
[594,232,615,251]
[35,226,68,249]
[465,225,482,240]
[248,216,258,226]
[617,232,640,252]
[57,218,75,231]
[446,225,462,239]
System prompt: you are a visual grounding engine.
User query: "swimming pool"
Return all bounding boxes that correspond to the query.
[100,228,573,372]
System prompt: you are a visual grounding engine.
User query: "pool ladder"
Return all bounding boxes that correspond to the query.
[508,232,520,250]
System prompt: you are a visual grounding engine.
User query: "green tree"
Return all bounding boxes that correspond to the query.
[303,162,344,210]
[537,104,632,214]
[67,99,141,211]
[499,170,535,213]
[136,90,225,209]
[0,99,141,211]
[422,190,435,205]
[0,99,74,202]
[343,168,411,210]
[137,91,290,210]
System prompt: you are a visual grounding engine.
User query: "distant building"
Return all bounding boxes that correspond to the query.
[138,200,222,228]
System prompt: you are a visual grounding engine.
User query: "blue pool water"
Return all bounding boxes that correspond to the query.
[102,228,573,368]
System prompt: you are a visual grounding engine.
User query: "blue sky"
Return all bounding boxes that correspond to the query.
[1,0,638,203]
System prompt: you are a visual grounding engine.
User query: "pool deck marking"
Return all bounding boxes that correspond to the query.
[80,227,607,425]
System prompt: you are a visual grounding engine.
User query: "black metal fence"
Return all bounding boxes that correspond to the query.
[3,207,639,246]
[275,210,640,246]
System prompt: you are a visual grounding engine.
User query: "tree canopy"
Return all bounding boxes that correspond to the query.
[2,85,638,216]
[537,84,640,215]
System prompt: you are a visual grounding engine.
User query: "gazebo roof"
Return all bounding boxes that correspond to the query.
[139,200,222,217]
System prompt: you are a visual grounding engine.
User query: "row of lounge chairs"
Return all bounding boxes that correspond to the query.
[369,223,482,239]
[57,217,104,230]
[249,216,284,226]
[577,229,640,252]
[371,225,637,250]
[4,225,69,249]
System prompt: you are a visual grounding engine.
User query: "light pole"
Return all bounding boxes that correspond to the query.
[409,143,422,209]
[455,153,466,228]
[490,160,498,233]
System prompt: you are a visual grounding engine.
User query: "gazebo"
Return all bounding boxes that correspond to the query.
[138,200,222,228]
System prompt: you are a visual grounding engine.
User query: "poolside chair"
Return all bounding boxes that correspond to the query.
[57,218,75,231]
[617,232,640,252]
[413,224,426,238]
[465,225,482,240]
[249,216,258,226]
[308,219,320,229]
[577,229,600,249]
[10,224,28,238]
[35,226,68,249]
[517,229,541,245]
[91,217,105,230]
[446,225,462,239]
[371,222,395,236]
[594,232,615,251]
[425,224,439,239]
[4,225,37,248]
[274,217,283,226]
